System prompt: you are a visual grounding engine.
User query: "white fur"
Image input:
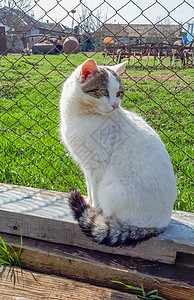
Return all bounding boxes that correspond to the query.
[60,60,177,229]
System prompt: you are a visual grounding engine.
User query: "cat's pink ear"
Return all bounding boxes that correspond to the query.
[80,59,98,83]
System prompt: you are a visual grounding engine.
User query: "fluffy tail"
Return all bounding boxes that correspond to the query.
[68,188,164,247]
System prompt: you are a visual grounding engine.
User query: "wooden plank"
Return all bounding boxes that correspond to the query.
[1,233,194,300]
[0,267,137,300]
[0,183,194,264]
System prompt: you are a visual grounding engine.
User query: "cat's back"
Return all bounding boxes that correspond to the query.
[123,109,159,138]
[116,108,164,154]
[112,108,175,186]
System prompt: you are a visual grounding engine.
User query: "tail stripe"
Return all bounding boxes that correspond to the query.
[68,188,164,247]
[79,209,97,237]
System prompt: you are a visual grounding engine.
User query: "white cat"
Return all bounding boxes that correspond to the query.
[60,59,177,246]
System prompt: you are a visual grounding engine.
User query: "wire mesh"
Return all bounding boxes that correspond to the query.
[0,0,193,212]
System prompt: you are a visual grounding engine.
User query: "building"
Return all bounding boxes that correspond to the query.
[0,7,71,53]
[100,23,182,45]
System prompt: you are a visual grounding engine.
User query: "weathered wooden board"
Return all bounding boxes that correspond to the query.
[0,183,193,264]
[0,267,137,300]
[1,233,194,300]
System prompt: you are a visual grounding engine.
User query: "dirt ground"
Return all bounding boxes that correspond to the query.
[122,72,190,82]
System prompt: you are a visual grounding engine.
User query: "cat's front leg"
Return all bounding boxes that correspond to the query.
[85,174,101,208]
[85,192,93,206]
[85,177,94,206]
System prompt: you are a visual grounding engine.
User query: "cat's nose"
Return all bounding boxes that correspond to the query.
[111,103,118,110]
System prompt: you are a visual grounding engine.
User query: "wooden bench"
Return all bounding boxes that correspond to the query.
[0,183,193,299]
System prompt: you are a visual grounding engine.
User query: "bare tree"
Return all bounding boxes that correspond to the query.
[156,15,172,25]
[150,15,174,43]
[0,0,31,11]
[0,0,33,32]
[78,2,108,45]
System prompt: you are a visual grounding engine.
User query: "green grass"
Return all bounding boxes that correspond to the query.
[0,235,23,267]
[0,52,193,212]
[112,281,166,299]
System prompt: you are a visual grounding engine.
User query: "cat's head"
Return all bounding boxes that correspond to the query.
[75,59,128,116]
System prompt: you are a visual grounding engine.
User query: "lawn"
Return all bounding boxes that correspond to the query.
[0,52,193,212]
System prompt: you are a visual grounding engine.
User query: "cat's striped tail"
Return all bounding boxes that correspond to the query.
[68,188,164,247]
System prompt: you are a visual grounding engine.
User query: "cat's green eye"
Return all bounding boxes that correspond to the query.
[100,89,109,97]
[116,91,123,97]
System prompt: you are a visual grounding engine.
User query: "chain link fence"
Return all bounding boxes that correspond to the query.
[0,0,193,212]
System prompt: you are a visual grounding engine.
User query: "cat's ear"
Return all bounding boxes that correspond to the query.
[107,60,128,76]
[80,59,98,83]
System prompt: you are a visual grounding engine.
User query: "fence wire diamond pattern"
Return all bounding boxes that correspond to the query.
[0,0,193,212]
